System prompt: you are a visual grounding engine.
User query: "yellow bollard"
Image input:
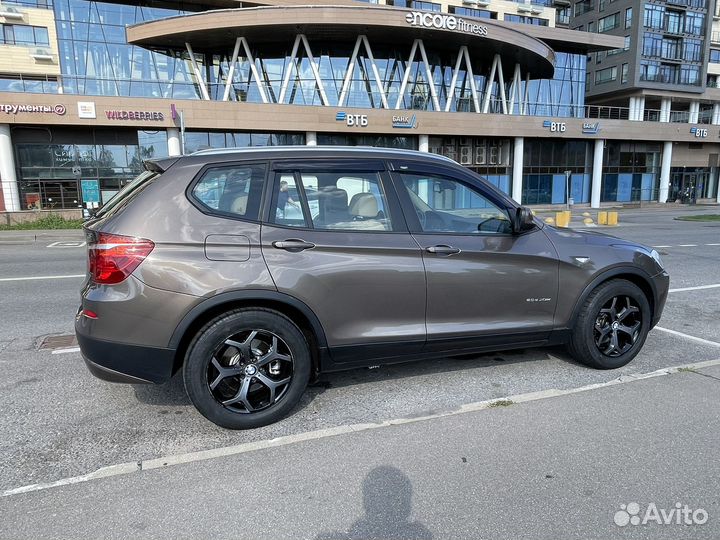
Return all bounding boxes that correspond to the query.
[598,211,608,225]
[608,211,618,226]
[555,211,569,227]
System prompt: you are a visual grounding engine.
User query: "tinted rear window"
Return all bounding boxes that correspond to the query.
[94,170,159,219]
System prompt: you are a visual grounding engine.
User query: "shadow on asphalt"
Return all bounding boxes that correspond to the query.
[130,345,580,409]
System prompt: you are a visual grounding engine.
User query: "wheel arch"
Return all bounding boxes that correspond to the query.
[569,266,657,328]
[169,290,329,377]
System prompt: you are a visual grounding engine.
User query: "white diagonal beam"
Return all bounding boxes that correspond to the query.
[462,47,480,113]
[278,34,301,104]
[444,46,465,113]
[338,35,362,107]
[361,35,389,109]
[508,63,522,115]
[395,39,418,109]
[223,38,242,102]
[299,34,329,106]
[416,39,440,112]
[481,54,498,114]
[521,72,530,115]
[186,42,210,101]
[496,54,508,115]
[241,37,269,104]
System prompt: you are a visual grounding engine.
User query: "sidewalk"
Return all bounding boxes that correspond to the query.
[0,229,84,243]
[3,363,718,539]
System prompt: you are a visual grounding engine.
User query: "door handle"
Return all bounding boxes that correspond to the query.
[272,239,316,252]
[426,245,461,255]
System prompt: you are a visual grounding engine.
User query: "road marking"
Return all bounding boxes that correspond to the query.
[654,327,720,348]
[652,245,672,248]
[4,356,720,498]
[707,243,720,246]
[677,244,698,247]
[47,241,85,247]
[0,274,84,283]
[50,347,80,355]
[669,283,720,293]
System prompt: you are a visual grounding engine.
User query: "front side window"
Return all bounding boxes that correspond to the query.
[192,164,267,220]
[271,170,394,232]
[399,173,512,234]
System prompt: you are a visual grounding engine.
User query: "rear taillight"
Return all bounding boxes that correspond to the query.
[88,232,155,285]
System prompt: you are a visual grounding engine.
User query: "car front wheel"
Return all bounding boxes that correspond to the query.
[183,308,311,429]
[568,279,652,369]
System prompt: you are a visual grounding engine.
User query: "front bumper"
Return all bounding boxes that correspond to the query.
[76,327,176,384]
[651,270,670,328]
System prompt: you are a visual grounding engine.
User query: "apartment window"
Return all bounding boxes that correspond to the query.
[598,12,620,32]
[504,14,549,25]
[596,51,605,63]
[625,7,633,28]
[595,66,618,84]
[709,48,720,63]
[588,21,596,32]
[387,0,441,10]
[624,35,631,50]
[1,0,52,7]
[574,0,594,16]
[684,11,705,36]
[621,63,629,83]
[665,10,682,33]
[556,6,570,25]
[644,4,664,30]
[679,65,701,85]
[0,24,50,46]
[599,0,606,11]
[642,32,663,56]
[449,6,495,18]
[683,38,703,62]
[662,37,681,60]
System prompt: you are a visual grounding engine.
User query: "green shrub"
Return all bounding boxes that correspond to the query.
[0,214,84,230]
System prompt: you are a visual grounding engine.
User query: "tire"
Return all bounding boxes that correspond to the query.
[567,279,651,370]
[183,308,311,429]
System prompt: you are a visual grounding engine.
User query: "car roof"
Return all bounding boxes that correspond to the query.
[188,145,456,164]
[145,146,459,173]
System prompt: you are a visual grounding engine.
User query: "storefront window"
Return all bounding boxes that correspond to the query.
[429,137,512,194]
[522,140,593,204]
[601,142,661,202]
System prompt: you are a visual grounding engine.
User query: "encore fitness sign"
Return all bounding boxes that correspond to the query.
[405,11,489,36]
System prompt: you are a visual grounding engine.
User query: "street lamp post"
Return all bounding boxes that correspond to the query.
[564,170,572,210]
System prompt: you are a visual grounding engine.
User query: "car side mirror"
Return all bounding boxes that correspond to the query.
[512,207,535,234]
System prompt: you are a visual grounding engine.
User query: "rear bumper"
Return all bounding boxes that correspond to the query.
[76,329,176,384]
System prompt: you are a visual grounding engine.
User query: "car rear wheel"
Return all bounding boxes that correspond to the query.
[183,308,311,429]
[568,279,651,369]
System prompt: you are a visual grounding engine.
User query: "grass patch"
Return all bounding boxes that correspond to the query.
[488,399,514,408]
[0,214,84,230]
[674,214,720,222]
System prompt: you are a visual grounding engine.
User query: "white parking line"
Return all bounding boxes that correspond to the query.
[50,347,80,355]
[707,243,720,246]
[4,356,720,498]
[0,274,85,283]
[654,327,720,348]
[677,244,698,247]
[669,283,720,293]
[652,245,672,248]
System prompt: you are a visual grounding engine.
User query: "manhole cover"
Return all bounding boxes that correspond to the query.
[38,334,77,350]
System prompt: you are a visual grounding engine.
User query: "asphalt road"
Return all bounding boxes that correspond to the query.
[0,206,718,539]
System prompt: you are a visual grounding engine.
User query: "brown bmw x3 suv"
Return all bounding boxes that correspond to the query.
[76,146,669,429]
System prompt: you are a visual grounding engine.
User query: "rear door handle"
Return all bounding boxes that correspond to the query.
[272,239,316,252]
[426,245,461,255]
